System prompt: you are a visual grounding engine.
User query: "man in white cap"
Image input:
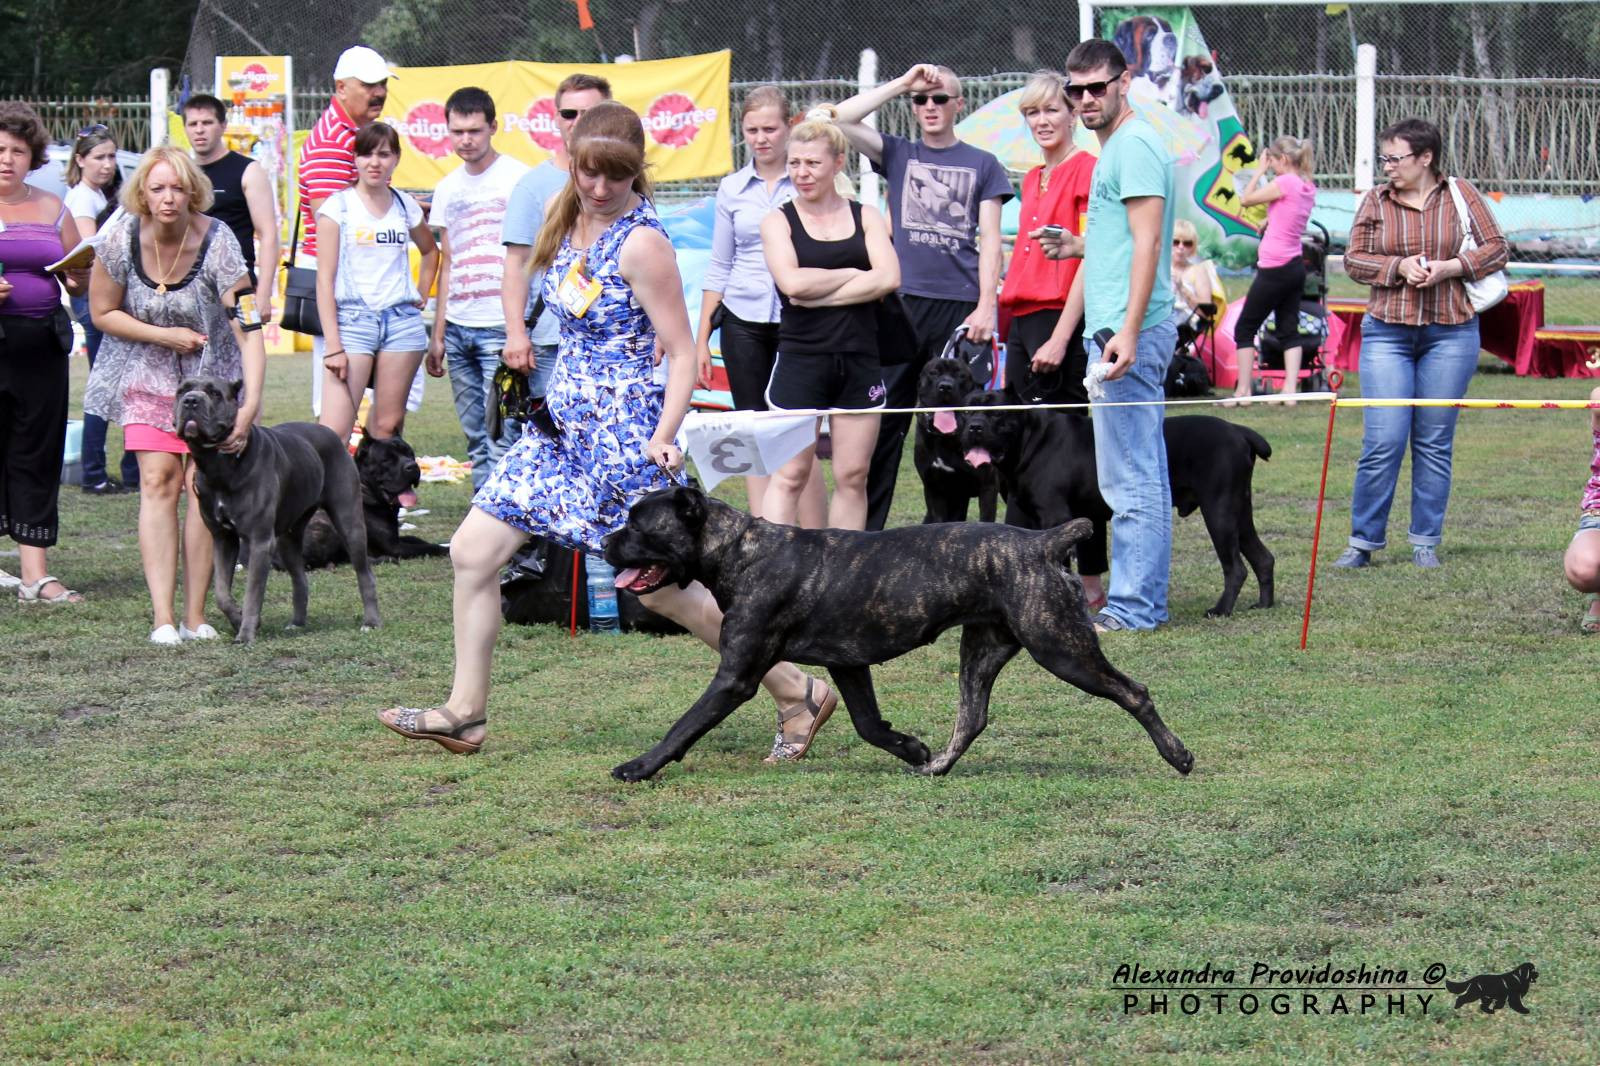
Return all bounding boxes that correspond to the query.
[295,45,410,415]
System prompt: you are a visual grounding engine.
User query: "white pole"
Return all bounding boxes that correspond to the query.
[149,68,170,149]
[858,48,880,208]
[1079,2,1095,43]
[1354,43,1376,193]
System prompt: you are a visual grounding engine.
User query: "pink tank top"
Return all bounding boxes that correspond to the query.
[1583,426,1600,514]
[1257,173,1316,269]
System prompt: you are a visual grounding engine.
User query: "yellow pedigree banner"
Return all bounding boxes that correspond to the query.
[380,51,732,189]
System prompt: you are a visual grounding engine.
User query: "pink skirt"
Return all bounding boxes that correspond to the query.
[125,423,188,454]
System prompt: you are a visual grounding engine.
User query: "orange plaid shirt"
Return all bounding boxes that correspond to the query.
[1344,177,1509,327]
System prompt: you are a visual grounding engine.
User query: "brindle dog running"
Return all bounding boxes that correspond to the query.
[602,486,1195,781]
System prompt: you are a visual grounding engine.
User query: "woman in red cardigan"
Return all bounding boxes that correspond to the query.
[1000,70,1096,408]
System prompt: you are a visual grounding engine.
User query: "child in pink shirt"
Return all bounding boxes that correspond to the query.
[1565,384,1600,632]
[1231,136,1318,400]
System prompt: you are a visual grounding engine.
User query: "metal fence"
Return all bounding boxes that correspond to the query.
[24,97,149,152]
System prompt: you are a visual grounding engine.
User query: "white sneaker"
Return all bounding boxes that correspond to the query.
[149,624,181,646]
[179,623,219,641]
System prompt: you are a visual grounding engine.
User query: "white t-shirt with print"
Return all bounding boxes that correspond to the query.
[431,153,529,328]
[64,182,108,222]
[317,187,424,310]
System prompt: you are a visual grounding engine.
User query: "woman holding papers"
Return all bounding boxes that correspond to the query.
[0,103,89,604]
[379,103,838,764]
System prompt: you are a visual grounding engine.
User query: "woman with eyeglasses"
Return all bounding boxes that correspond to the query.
[1003,70,1096,409]
[1230,135,1317,401]
[1336,118,1507,571]
[65,124,141,495]
[0,103,91,603]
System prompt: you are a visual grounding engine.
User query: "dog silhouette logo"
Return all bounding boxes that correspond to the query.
[1446,962,1538,1014]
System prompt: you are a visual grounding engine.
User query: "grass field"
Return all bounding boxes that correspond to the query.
[3,353,1598,1063]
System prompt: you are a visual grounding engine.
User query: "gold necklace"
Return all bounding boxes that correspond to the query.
[150,227,189,295]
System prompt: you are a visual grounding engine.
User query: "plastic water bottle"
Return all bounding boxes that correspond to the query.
[586,554,621,634]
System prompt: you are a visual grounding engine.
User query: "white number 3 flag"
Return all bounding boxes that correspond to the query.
[677,411,820,491]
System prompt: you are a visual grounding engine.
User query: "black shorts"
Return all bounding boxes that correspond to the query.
[766,350,886,412]
[719,309,780,411]
[1004,308,1088,405]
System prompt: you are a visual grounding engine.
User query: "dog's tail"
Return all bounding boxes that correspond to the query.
[1044,518,1094,568]
[1444,978,1469,994]
[1239,426,1272,463]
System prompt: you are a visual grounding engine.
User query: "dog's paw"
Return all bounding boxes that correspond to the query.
[1169,748,1195,775]
[611,756,658,782]
[284,622,304,632]
[1203,607,1232,619]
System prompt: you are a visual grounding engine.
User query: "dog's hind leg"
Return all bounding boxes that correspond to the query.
[343,523,383,631]
[1237,494,1275,608]
[1022,633,1194,775]
[828,665,931,768]
[919,624,1020,776]
[1198,498,1247,618]
[277,522,312,630]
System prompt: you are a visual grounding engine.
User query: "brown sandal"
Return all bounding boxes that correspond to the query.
[763,677,838,764]
[377,706,486,755]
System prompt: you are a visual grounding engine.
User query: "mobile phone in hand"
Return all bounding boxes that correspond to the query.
[1037,225,1065,240]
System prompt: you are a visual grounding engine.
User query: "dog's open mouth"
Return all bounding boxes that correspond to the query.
[613,564,670,594]
[932,410,958,435]
[964,446,993,468]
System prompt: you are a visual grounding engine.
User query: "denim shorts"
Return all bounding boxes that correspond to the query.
[1578,511,1600,539]
[337,304,427,355]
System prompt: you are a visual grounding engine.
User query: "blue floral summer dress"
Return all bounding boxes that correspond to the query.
[473,200,681,552]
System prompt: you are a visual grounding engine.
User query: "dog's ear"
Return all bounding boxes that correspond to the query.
[228,379,245,404]
[673,486,707,531]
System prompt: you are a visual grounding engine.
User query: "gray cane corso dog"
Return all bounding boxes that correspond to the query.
[175,377,381,643]
[602,485,1194,781]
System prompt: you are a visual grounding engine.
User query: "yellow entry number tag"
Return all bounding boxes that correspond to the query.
[558,257,603,318]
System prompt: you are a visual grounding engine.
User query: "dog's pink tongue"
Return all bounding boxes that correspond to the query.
[1198,101,1209,120]
[933,410,958,435]
[398,489,418,508]
[965,447,992,468]
[613,567,642,590]
[182,419,199,437]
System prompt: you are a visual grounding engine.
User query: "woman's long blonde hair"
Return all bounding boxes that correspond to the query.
[530,101,654,270]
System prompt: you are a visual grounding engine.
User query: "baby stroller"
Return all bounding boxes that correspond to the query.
[1252,220,1332,394]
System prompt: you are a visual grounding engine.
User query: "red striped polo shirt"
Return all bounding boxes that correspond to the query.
[297,98,358,257]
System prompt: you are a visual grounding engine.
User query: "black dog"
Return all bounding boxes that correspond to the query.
[602,485,1194,782]
[298,431,447,568]
[959,393,1274,617]
[1446,963,1538,1014]
[176,377,381,643]
[914,354,1000,522]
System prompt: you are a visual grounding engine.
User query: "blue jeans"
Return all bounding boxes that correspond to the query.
[444,323,554,490]
[73,295,139,487]
[1089,320,1176,630]
[1349,316,1480,551]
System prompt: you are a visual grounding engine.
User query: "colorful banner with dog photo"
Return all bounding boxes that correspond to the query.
[1099,7,1268,265]
[378,51,733,190]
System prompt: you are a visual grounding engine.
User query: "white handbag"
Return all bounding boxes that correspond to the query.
[1446,177,1509,313]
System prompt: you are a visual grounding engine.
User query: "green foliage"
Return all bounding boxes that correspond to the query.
[2,352,1598,1060]
[0,0,199,94]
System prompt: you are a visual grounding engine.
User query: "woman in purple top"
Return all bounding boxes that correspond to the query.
[0,103,90,604]
[696,86,827,526]
[1232,135,1317,400]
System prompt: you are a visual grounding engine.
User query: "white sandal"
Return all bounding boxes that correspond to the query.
[0,568,20,590]
[17,576,84,605]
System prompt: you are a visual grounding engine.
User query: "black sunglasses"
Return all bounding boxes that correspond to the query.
[558,108,582,120]
[910,93,953,107]
[1173,239,1195,248]
[1064,80,1114,102]
[76,123,110,138]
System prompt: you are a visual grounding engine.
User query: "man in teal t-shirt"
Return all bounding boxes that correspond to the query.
[1036,38,1177,632]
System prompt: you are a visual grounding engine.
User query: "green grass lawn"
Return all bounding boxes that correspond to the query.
[3,353,1598,1063]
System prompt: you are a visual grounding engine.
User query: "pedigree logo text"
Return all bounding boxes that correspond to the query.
[643,93,716,148]
[390,103,451,159]
[504,99,564,153]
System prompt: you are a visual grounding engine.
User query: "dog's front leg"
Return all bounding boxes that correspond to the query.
[211,531,243,633]
[612,664,766,782]
[234,529,274,644]
[977,471,999,524]
[828,665,930,768]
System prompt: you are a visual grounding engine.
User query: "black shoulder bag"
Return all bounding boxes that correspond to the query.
[280,200,322,336]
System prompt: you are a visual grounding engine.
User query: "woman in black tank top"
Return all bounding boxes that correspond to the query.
[759,109,900,530]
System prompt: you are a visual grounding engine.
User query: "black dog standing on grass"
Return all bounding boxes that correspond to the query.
[603,485,1194,781]
[296,432,448,568]
[959,392,1275,617]
[175,377,381,644]
[914,353,1002,523]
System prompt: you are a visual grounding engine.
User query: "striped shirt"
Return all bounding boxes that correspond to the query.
[1344,177,1509,326]
[296,98,359,257]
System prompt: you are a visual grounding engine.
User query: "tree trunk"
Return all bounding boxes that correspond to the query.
[1465,3,1505,183]
[633,2,664,60]
[1313,14,1326,75]
[766,0,783,81]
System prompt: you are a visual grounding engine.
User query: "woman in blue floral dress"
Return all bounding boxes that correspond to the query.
[380,103,837,762]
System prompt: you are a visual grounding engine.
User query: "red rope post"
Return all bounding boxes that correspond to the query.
[570,548,582,637]
[1301,375,1343,650]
